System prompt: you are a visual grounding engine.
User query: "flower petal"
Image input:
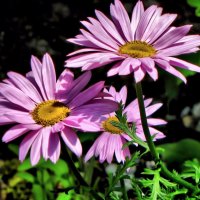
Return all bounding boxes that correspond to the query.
[42,53,56,99]
[30,130,43,165]
[19,130,40,162]
[48,133,61,163]
[69,81,104,108]
[2,124,30,143]
[0,83,36,110]
[61,127,82,157]
[7,72,43,103]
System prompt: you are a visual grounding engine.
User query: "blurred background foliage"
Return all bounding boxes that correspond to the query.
[1,0,200,199]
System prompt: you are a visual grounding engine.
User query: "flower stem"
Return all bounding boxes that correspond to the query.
[135,81,199,193]
[62,145,103,200]
[120,178,129,200]
[135,82,159,161]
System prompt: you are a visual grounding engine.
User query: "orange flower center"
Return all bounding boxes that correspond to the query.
[119,41,156,58]
[102,116,123,134]
[31,100,70,126]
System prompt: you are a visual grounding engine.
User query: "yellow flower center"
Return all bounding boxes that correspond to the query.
[102,116,123,134]
[31,100,70,126]
[119,41,156,58]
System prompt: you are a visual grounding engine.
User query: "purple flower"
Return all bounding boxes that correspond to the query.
[0,53,118,165]
[66,0,200,83]
[85,86,166,163]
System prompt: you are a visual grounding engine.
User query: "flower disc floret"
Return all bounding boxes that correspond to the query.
[102,116,123,134]
[31,100,70,126]
[119,41,156,58]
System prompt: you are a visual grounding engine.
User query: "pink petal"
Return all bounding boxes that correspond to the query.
[147,118,167,126]
[42,53,56,99]
[30,130,43,165]
[63,71,91,104]
[69,81,104,108]
[82,18,119,49]
[2,124,30,143]
[118,58,141,75]
[145,103,163,116]
[71,99,119,118]
[84,142,96,162]
[140,58,158,81]
[7,72,43,103]
[48,133,61,163]
[95,10,125,45]
[147,14,177,44]
[135,5,158,40]
[168,57,200,73]
[56,69,74,94]
[115,134,123,163]
[42,127,52,160]
[80,29,116,51]
[130,0,144,39]
[155,58,187,83]
[133,66,146,83]
[141,7,163,42]
[119,85,127,105]
[113,0,132,41]
[5,112,35,124]
[31,55,48,100]
[19,130,40,162]
[106,134,117,163]
[149,127,165,140]
[107,62,121,76]
[153,25,192,50]
[0,83,36,110]
[61,127,82,157]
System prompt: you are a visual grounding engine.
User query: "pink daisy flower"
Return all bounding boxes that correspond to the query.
[85,86,166,163]
[66,0,200,83]
[0,53,118,165]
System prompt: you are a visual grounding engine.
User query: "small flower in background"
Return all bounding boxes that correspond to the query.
[66,0,200,83]
[85,86,166,163]
[0,53,118,165]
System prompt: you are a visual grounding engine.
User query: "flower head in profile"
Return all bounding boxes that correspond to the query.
[0,53,118,165]
[66,0,200,83]
[85,86,166,163]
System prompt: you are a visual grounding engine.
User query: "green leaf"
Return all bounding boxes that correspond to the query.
[196,7,200,16]
[187,0,200,7]
[56,192,70,200]
[17,159,32,171]
[16,172,35,183]
[159,139,200,164]
[39,159,69,176]
[32,184,45,200]
[8,144,19,156]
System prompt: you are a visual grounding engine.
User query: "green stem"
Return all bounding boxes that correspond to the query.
[120,179,129,200]
[135,81,198,193]
[62,145,103,200]
[135,82,159,161]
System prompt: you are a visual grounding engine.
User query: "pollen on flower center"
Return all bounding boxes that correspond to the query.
[119,41,156,58]
[102,116,123,134]
[31,100,70,126]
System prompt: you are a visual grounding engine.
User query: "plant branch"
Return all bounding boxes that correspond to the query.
[135,81,199,193]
